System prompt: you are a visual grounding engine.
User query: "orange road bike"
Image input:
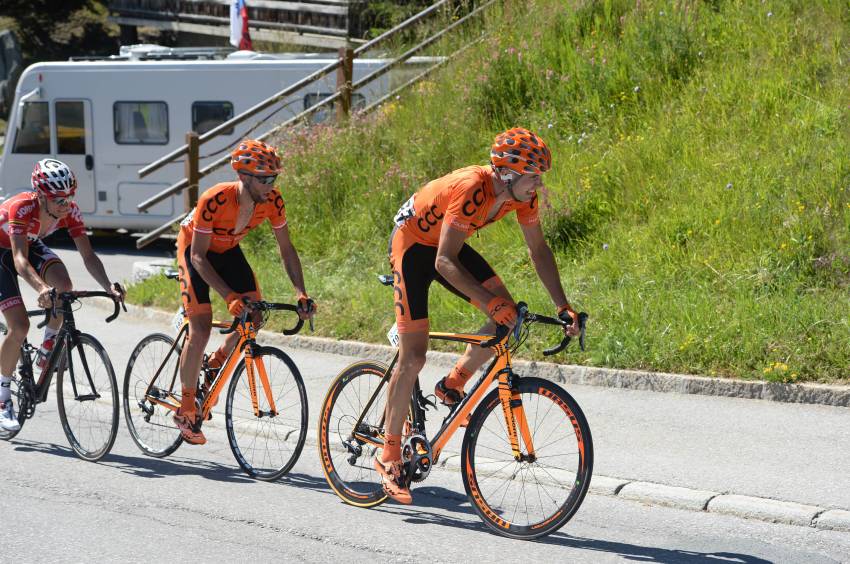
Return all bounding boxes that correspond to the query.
[319,279,592,539]
[0,290,125,461]
[123,288,308,480]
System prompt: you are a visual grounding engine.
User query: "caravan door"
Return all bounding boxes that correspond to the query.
[54,99,95,214]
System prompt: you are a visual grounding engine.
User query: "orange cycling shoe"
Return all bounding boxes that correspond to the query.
[173,412,207,445]
[374,458,412,505]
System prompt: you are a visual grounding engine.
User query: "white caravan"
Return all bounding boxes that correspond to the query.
[0,48,420,230]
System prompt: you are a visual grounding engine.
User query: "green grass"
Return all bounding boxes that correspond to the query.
[129,0,850,383]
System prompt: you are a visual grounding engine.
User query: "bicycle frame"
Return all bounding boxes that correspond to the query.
[143,318,278,420]
[348,330,536,466]
[21,300,98,406]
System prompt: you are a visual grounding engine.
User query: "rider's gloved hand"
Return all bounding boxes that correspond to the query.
[296,293,316,320]
[110,282,126,301]
[225,292,248,317]
[487,296,517,327]
[37,286,54,309]
[557,304,581,337]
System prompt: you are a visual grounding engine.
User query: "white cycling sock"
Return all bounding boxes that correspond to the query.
[0,375,12,403]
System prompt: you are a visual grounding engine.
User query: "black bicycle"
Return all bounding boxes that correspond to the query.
[0,289,125,461]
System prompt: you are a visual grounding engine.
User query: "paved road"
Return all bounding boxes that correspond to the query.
[1,240,848,562]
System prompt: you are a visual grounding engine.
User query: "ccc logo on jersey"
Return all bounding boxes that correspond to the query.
[201,192,228,222]
[462,187,485,217]
[416,204,444,233]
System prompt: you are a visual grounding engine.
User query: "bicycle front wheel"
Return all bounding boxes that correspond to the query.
[56,333,119,461]
[225,346,307,481]
[461,377,593,539]
[122,333,184,458]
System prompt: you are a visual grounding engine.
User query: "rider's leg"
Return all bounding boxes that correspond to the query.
[0,305,27,430]
[178,312,212,419]
[383,330,428,462]
[0,305,29,396]
[439,275,515,398]
[205,246,262,369]
[207,310,263,369]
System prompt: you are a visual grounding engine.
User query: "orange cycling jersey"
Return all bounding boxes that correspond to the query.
[392,165,539,246]
[179,182,287,253]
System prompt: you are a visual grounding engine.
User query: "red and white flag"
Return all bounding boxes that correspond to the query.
[229,0,253,50]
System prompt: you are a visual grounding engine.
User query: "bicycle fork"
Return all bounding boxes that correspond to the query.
[243,342,278,418]
[497,368,537,463]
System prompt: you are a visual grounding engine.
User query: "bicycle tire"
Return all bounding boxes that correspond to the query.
[225,346,307,481]
[56,333,119,462]
[461,377,593,539]
[318,361,393,508]
[122,333,184,458]
[0,376,29,441]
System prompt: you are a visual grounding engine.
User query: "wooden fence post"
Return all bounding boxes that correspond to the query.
[336,46,354,122]
[184,131,200,213]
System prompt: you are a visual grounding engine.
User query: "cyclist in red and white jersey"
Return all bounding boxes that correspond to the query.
[0,159,124,431]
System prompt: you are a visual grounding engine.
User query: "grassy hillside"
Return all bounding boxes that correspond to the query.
[130,0,850,383]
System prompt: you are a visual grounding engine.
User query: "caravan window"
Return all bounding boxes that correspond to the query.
[114,101,168,144]
[192,101,233,135]
[56,101,86,154]
[12,102,50,154]
[303,92,365,124]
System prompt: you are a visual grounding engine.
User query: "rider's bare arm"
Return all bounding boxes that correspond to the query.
[272,224,309,299]
[189,230,233,299]
[520,222,570,309]
[10,233,49,295]
[73,234,122,297]
[435,224,496,308]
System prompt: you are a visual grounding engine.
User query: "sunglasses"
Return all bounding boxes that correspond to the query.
[247,174,277,185]
[51,196,74,206]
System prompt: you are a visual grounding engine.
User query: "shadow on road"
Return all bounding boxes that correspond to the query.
[11,439,252,483]
[370,486,771,564]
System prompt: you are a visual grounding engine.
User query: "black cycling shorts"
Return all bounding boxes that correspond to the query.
[388,229,502,333]
[177,243,260,317]
[0,239,61,312]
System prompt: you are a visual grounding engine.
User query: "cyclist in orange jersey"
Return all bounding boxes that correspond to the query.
[173,139,316,445]
[376,128,582,503]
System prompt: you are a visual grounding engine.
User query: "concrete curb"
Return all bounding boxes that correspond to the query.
[101,298,850,532]
[102,298,850,408]
[434,448,850,532]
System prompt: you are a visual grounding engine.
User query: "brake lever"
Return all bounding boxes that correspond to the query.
[577,312,588,352]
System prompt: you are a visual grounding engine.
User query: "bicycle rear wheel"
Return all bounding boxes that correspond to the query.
[225,346,307,481]
[318,361,391,508]
[56,333,119,461]
[122,333,184,457]
[461,377,593,539]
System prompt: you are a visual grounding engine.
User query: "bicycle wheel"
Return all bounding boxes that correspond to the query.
[0,376,29,441]
[318,361,391,508]
[56,333,119,461]
[123,333,184,457]
[461,377,593,539]
[225,346,307,481]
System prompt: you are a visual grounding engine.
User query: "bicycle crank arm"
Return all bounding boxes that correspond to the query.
[74,393,101,402]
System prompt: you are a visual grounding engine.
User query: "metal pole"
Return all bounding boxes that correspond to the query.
[184,131,200,213]
[336,46,354,122]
